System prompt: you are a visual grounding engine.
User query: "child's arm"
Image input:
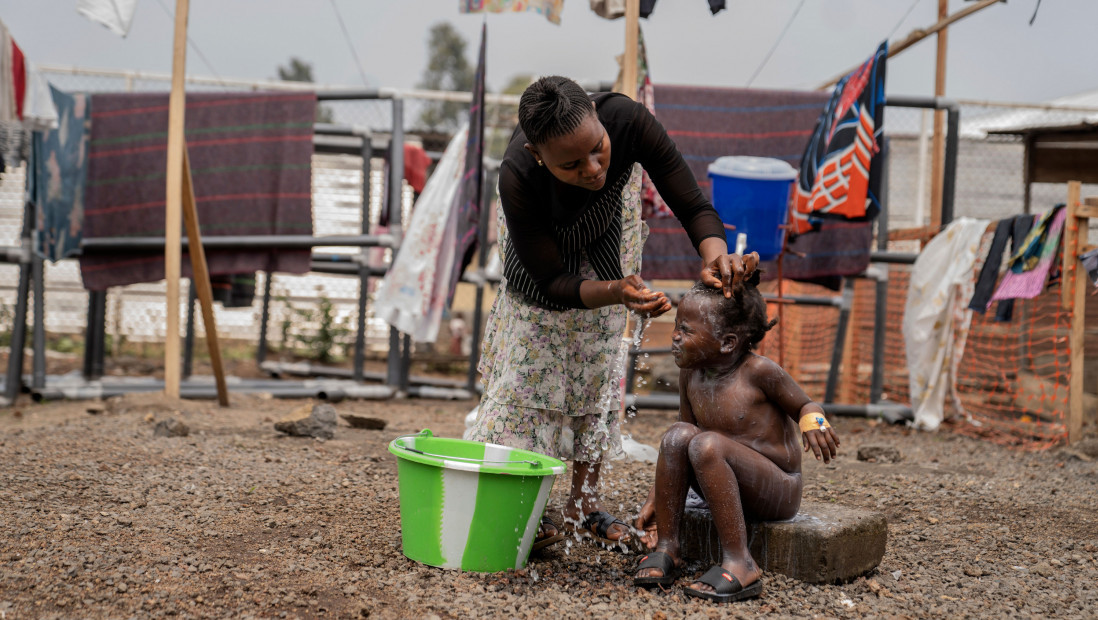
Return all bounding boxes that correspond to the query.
[756,359,840,463]
[678,368,697,425]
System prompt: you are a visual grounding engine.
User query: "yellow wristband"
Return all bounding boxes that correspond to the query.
[799,412,831,433]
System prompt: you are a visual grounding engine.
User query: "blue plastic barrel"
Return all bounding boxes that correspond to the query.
[707,156,797,261]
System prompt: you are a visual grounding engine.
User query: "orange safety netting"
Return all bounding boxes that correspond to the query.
[752,245,1093,451]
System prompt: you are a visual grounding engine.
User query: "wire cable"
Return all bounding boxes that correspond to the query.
[328,0,371,88]
[154,0,227,88]
[745,0,807,88]
[888,0,924,39]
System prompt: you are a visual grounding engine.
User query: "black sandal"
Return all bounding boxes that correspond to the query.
[683,565,763,603]
[633,551,678,588]
[531,514,565,552]
[565,510,633,547]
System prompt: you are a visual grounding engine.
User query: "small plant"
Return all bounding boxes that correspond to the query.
[277,286,352,363]
[0,300,11,348]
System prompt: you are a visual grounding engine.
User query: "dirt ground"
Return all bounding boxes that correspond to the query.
[2,391,1098,620]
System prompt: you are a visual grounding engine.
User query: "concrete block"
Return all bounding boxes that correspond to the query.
[680,501,887,584]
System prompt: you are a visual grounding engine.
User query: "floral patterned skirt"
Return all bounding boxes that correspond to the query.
[467,165,647,462]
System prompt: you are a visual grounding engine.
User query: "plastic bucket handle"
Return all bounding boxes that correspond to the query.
[392,434,542,469]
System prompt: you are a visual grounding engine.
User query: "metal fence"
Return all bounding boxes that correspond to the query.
[2,64,1097,393]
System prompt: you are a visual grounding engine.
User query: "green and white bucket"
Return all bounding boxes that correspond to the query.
[387,429,567,572]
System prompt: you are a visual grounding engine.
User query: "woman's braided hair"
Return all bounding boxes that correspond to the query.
[518,76,594,146]
[690,270,777,351]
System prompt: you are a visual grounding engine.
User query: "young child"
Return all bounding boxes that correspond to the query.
[632,275,839,603]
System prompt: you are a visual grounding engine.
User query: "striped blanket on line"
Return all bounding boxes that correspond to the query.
[640,84,871,286]
[80,92,316,290]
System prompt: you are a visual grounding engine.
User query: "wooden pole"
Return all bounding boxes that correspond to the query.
[1066,184,1092,444]
[181,150,229,406]
[816,0,1003,90]
[621,0,640,100]
[163,0,190,399]
[928,0,948,231]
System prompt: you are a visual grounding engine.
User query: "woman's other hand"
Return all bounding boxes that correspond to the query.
[700,251,759,298]
[619,275,671,318]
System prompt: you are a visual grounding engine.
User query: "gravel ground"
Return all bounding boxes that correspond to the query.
[2,392,1098,619]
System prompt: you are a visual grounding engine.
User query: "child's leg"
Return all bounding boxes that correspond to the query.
[687,431,802,589]
[635,421,700,578]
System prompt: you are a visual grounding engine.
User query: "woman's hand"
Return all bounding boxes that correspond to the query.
[634,494,659,550]
[700,251,759,298]
[618,275,671,318]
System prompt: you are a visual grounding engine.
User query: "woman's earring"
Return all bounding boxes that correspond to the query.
[536,159,544,166]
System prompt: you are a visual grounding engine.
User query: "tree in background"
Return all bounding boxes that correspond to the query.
[485,73,533,158]
[416,23,474,131]
[276,57,335,124]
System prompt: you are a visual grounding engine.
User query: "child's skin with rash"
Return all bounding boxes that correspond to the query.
[633,285,839,598]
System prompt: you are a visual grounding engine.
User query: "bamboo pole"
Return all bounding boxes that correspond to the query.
[163,0,190,398]
[181,150,229,406]
[929,0,948,230]
[621,0,640,100]
[816,0,1004,90]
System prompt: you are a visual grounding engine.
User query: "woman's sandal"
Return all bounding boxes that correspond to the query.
[531,515,565,552]
[564,510,633,548]
[633,551,678,588]
[683,565,763,603]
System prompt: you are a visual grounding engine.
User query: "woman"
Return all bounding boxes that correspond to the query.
[467,75,757,549]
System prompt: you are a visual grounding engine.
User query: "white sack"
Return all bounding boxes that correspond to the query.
[902,217,988,431]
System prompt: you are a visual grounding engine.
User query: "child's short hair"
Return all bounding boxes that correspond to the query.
[689,271,777,351]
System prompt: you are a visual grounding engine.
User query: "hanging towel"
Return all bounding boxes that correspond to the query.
[990,206,1067,302]
[993,213,1034,321]
[791,41,888,235]
[373,126,468,343]
[903,217,989,432]
[33,86,91,262]
[79,91,316,290]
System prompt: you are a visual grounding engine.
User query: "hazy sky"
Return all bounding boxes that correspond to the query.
[3,0,1097,103]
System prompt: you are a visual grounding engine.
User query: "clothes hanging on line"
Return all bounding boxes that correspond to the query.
[967,212,1035,320]
[79,91,316,290]
[590,0,725,18]
[32,87,91,262]
[791,41,887,235]
[0,19,26,122]
[1081,247,1098,288]
[990,206,1067,303]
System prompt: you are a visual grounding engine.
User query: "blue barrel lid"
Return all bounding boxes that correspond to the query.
[708,156,797,181]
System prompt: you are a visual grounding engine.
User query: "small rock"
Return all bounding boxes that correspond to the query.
[340,414,387,430]
[963,565,985,577]
[1032,562,1055,577]
[275,404,337,440]
[857,445,902,463]
[86,402,106,415]
[153,418,190,438]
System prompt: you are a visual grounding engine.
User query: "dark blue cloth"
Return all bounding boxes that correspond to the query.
[33,86,90,262]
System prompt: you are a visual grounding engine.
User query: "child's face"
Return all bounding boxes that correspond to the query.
[670,294,725,368]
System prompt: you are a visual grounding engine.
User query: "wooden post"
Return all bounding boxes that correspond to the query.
[163,0,190,398]
[1065,183,1094,444]
[621,0,640,101]
[181,150,229,406]
[929,0,948,230]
